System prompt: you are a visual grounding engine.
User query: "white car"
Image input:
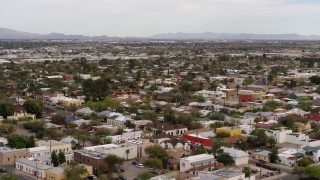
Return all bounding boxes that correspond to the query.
[136,164,144,168]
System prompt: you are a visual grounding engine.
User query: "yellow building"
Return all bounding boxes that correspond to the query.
[254,150,271,163]
[46,165,93,180]
[216,126,242,137]
[35,140,72,154]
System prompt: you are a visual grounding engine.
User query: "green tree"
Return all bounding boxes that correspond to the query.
[210,121,224,131]
[211,138,224,156]
[51,114,66,125]
[269,148,279,163]
[267,137,277,148]
[23,99,43,118]
[137,171,155,180]
[242,167,252,178]
[292,166,306,179]
[310,75,320,85]
[0,173,18,180]
[171,138,178,149]
[144,157,163,170]
[125,149,130,160]
[124,120,135,129]
[145,145,170,166]
[105,154,124,171]
[7,134,35,148]
[58,151,66,165]
[0,102,14,118]
[51,151,59,167]
[217,153,234,165]
[64,162,88,180]
[252,129,268,147]
[297,156,313,167]
[242,76,254,87]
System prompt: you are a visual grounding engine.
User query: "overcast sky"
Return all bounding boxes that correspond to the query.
[1,0,320,37]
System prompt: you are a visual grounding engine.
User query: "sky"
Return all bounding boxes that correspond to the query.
[1,0,320,37]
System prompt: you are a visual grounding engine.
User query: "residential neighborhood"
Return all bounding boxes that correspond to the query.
[1,39,320,180]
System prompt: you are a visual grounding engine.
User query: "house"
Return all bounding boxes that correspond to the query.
[255,150,271,163]
[221,147,249,165]
[73,151,105,175]
[83,143,137,160]
[146,123,188,136]
[180,154,215,172]
[265,128,320,147]
[109,130,143,143]
[0,147,29,164]
[7,105,35,120]
[16,158,51,179]
[28,146,50,158]
[35,140,72,154]
[277,148,304,166]
[196,168,254,180]
[111,88,139,96]
[305,113,320,122]
[106,112,133,128]
[194,90,226,99]
[75,107,95,116]
[128,139,153,158]
[45,165,93,180]
[60,136,79,150]
[238,125,255,134]
[183,131,215,147]
[303,146,320,162]
[50,96,84,106]
[216,126,242,137]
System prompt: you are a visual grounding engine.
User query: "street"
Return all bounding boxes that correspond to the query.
[0,164,33,180]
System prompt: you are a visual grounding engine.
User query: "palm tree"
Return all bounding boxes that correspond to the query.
[125,149,130,160]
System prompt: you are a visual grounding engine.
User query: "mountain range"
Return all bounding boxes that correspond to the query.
[1,27,320,40]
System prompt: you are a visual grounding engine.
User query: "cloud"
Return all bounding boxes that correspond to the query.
[0,0,319,36]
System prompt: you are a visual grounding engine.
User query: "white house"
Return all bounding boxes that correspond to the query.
[221,147,249,165]
[109,130,143,143]
[239,125,255,135]
[194,90,226,99]
[16,158,52,179]
[265,127,320,147]
[28,146,50,158]
[277,148,303,166]
[84,143,137,160]
[180,154,215,172]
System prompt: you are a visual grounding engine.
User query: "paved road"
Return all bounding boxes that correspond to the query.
[121,160,151,180]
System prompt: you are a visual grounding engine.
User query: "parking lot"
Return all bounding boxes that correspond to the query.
[121,160,151,180]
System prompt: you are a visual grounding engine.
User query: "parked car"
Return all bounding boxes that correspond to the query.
[149,168,156,174]
[136,164,144,168]
[259,160,266,164]
[267,171,274,176]
[132,160,138,165]
[0,168,7,173]
[263,173,270,177]
[251,168,260,173]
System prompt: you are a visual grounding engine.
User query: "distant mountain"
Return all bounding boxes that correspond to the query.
[1,27,320,40]
[0,27,121,40]
[150,32,320,40]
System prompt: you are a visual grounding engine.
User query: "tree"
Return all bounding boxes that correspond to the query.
[144,157,163,170]
[269,148,279,163]
[242,167,252,178]
[58,151,66,165]
[267,137,277,148]
[310,75,320,85]
[64,162,88,180]
[210,121,224,131]
[51,114,66,125]
[125,149,130,160]
[23,99,43,118]
[51,151,59,167]
[145,145,170,167]
[0,102,14,118]
[124,120,135,129]
[211,138,224,156]
[137,171,155,180]
[105,154,124,171]
[292,166,306,179]
[0,173,17,180]
[171,138,178,149]
[217,153,234,165]
[242,76,254,87]
[252,129,268,147]
[297,156,313,167]
[7,134,35,148]
[115,128,124,141]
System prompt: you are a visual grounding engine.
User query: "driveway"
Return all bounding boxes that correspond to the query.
[121,160,150,180]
